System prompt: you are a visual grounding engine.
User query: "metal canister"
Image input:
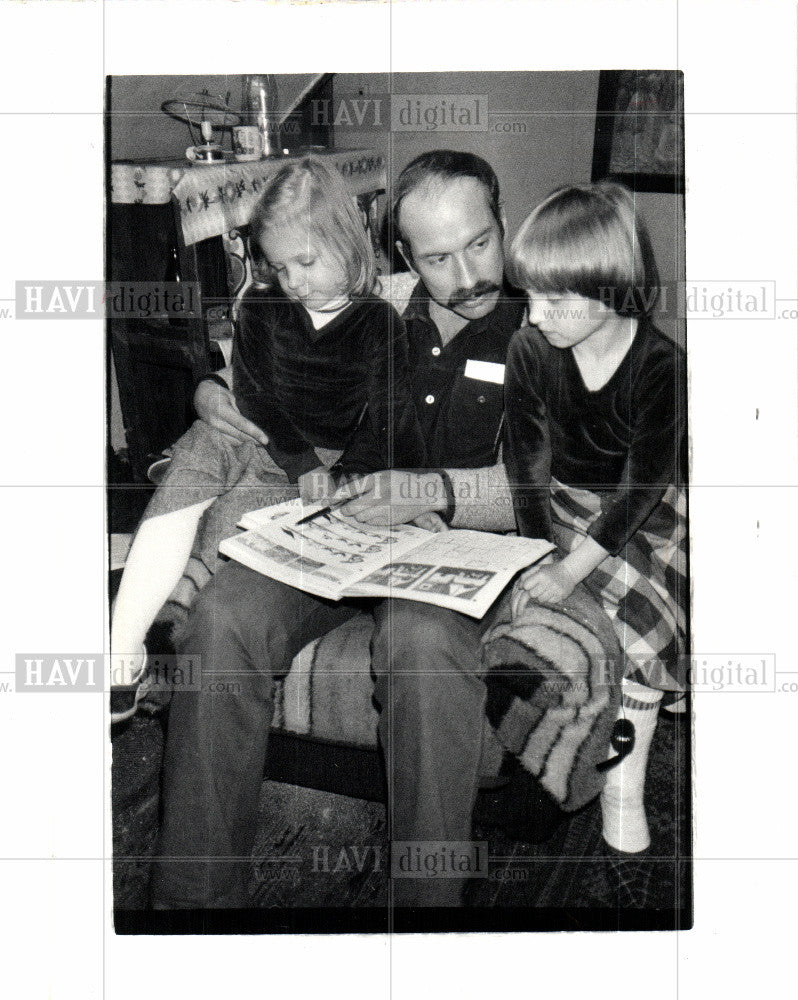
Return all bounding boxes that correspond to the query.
[243,75,280,157]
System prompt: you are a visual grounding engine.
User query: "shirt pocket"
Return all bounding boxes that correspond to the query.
[444,377,505,466]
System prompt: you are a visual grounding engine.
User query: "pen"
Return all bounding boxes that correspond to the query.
[294,496,352,526]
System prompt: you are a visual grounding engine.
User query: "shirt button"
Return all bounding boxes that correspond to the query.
[431,346,441,357]
[477,394,486,404]
[425,394,435,405]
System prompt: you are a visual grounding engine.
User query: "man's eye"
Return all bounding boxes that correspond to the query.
[474,239,488,250]
[300,259,316,268]
[431,256,448,266]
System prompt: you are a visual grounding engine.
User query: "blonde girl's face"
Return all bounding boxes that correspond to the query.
[260,226,349,311]
[525,289,615,348]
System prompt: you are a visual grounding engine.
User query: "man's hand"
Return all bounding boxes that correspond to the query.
[194,379,269,447]
[412,511,449,533]
[511,558,577,617]
[331,470,446,526]
[298,467,338,503]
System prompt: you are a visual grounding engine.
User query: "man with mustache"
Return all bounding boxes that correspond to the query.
[151,151,525,909]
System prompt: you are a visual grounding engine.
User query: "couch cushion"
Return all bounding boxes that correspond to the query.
[275,613,505,782]
[279,613,379,747]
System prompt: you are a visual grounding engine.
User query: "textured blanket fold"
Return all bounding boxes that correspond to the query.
[481,585,623,812]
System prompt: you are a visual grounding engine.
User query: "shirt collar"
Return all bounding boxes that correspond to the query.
[402,279,433,323]
[403,278,525,338]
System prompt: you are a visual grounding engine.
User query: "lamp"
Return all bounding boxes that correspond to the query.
[161,91,241,162]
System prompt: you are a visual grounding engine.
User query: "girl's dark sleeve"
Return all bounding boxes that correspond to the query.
[588,343,686,554]
[232,293,320,482]
[503,330,555,542]
[334,302,426,476]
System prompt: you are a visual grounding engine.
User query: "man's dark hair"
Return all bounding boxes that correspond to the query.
[383,150,504,269]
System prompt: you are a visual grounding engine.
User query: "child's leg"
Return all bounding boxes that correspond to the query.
[110,498,214,685]
[600,680,663,852]
[110,420,250,684]
[150,449,301,637]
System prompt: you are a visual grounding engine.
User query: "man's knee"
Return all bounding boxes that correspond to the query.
[372,602,482,678]
[373,603,443,664]
[175,562,274,664]
[176,562,339,683]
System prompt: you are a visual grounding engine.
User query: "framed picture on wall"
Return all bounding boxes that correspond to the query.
[592,69,684,193]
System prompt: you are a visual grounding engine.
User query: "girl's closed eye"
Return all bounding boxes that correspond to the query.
[261,230,349,310]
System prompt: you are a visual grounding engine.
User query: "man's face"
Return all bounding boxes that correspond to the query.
[397,176,505,321]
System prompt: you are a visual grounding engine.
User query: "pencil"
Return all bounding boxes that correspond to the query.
[294,497,351,526]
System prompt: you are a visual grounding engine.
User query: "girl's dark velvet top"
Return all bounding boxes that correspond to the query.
[232,285,425,482]
[504,317,687,555]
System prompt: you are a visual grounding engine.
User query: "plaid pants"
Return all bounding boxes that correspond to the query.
[550,480,689,693]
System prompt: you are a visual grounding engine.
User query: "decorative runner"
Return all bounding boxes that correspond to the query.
[111,149,386,246]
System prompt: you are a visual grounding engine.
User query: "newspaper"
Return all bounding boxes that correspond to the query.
[219,499,555,618]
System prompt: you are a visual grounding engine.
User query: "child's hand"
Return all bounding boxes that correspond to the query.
[194,379,270,448]
[512,560,578,617]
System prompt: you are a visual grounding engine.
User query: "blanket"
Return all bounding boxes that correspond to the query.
[481,585,624,812]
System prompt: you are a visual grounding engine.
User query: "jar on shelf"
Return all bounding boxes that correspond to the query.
[242,75,280,157]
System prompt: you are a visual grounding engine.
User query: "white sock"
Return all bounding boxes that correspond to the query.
[601,681,663,853]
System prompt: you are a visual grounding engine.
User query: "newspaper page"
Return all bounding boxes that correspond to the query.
[220,499,431,599]
[222,500,554,616]
[345,529,553,616]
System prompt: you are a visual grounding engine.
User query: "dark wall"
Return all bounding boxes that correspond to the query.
[108,74,317,160]
[333,70,685,343]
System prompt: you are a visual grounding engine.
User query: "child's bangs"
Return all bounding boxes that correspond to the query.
[509,190,645,308]
[509,226,586,297]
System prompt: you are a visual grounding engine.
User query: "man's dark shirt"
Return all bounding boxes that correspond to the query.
[401,282,526,468]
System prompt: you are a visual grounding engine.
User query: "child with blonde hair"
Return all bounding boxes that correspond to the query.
[111,157,424,687]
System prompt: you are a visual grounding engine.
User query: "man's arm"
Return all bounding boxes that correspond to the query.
[193,367,270,447]
[331,460,517,534]
[445,461,517,533]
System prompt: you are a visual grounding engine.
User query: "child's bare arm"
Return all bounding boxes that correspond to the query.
[512,536,608,615]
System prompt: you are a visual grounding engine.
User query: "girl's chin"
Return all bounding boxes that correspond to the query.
[287,291,343,308]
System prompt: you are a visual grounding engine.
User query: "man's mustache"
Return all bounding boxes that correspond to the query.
[447,281,501,308]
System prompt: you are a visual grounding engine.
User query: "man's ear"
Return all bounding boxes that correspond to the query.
[498,203,508,240]
[396,240,418,276]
